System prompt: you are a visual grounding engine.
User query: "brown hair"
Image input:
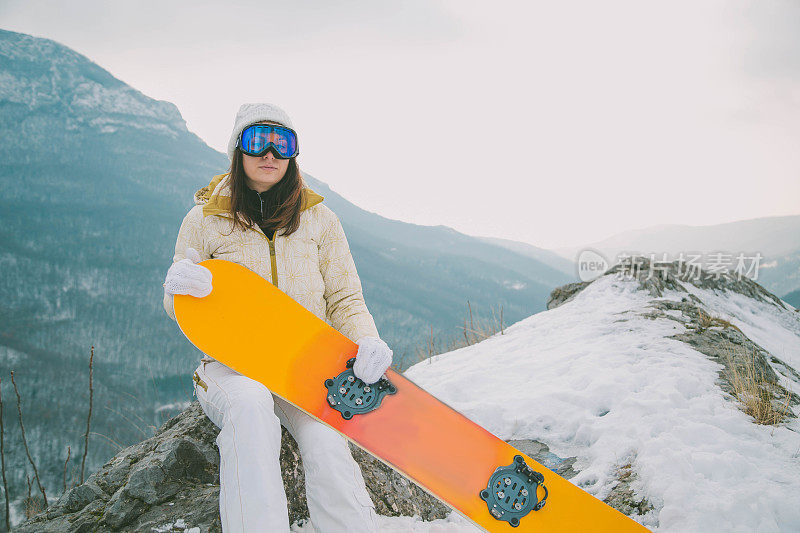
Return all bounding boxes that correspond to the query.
[223,147,306,238]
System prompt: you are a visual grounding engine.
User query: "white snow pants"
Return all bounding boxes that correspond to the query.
[192,359,379,533]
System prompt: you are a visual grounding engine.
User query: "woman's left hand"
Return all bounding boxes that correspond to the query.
[353,336,393,384]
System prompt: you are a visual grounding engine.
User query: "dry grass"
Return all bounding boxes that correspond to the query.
[23,496,44,520]
[413,301,505,365]
[722,343,792,426]
[696,309,742,333]
[22,475,44,520]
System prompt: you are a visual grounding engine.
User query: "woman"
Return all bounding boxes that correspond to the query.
[161,103,392,533]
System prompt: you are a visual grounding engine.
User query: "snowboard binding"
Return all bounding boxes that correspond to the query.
[480,455,548,527]
[324,357,397,419]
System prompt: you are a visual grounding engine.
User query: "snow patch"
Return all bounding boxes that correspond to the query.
[405,273,800,531]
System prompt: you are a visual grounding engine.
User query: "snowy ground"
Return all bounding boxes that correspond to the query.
[397,273,800,532]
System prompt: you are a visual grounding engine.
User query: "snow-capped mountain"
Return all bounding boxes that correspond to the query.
[406,258,800,531]
[0,28,187,137]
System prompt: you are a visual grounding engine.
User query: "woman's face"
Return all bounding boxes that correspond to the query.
[241,120,291,193]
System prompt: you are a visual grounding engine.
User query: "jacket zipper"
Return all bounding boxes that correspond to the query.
[268,237,278,287]
[259,194,279,287]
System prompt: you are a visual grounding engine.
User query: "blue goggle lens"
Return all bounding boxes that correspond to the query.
[239,124,299,158]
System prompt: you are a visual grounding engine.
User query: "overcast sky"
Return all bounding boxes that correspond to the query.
[2,0,799,249]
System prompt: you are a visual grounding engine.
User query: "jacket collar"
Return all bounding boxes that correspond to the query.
[193,173,324,218]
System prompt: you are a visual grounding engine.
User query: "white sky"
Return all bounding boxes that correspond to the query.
[2,0,799,249]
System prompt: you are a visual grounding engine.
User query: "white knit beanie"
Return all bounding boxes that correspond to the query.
[227,103,295,161]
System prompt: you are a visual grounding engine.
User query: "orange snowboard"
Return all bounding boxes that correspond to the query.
[175,259,650,532]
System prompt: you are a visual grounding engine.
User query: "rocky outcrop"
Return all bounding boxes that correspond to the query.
[13,402,451,532]
[548,257,800,424]
[549,256,795,312]
[15,406,604,531]
[546,280,591,310]
[603,460,654,518]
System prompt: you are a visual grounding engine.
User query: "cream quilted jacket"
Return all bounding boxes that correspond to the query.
[163,172,380,357]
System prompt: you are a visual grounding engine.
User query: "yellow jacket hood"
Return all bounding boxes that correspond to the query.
[193,172,325,218]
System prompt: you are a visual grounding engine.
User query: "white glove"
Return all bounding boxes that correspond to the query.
[163,247,213,298]
[353,336,393,384]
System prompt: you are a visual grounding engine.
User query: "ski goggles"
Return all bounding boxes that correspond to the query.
[238,123,299,159]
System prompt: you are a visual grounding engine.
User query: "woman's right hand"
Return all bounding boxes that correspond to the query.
[163,247,213,297]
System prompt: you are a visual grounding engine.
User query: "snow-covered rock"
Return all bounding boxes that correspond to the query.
[406,257,800,532]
